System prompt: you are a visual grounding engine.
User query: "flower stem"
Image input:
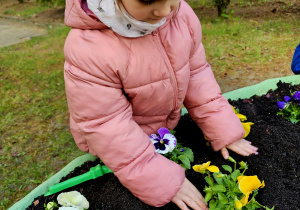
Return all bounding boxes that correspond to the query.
[208,173,213,186]
[254,201,269,209]
[241,168,247,176]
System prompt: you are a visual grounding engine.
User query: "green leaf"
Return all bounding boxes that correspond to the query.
[205,192,212,203]
[231,169,241,181]
[169,129,176,135]
[178,155,190,170]
[209,199,217,210]
[213,173,224,185]
[252,190,259,198]
[212,185,226,192]
[218,192,228,204]
[205,176,214,186]
[216,198,227,208]
[222,165,232,173]
[225,205,231,210]
[181,147,194,162]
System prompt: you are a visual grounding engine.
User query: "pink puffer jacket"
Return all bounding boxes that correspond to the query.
[63,0,245,207]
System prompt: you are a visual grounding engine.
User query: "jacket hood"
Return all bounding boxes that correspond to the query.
[64,0,176,30]
[65,0,107,29]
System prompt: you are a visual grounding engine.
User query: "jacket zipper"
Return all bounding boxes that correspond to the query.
[152,31,178,125]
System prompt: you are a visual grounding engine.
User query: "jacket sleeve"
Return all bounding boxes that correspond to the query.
[291,44,300,74]
[64,61,185,207]
[182,3,245,151]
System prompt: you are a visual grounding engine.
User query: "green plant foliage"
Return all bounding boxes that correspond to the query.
[277,91,300,124]
[194,157,274,210]
[164,143,194,170]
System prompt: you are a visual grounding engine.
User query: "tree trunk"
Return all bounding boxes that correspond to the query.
[215,0,231,16]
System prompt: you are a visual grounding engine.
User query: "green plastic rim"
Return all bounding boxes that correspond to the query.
[9,75,300,209]
[9,153,97,210]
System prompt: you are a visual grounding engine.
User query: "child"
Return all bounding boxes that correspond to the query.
[291,44,300,74]
[63,0,258,209]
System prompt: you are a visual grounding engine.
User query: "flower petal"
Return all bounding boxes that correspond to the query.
[149,134,160,142]
[237,176,246,183]
[284,96,291,102]
[157,144,169,154]
[158,127,170,139]
[199,161,211,171]
[277,101,287,109]
[261,180,265,188]
[193,165,201,172]
[57,191,89,210]
[238,176,263,195]
[242,122,254,138]
[207,166,219,173]
[236,113,247,121]
[235,199,243,209]
[240,193,250,205]
[292,91,300,101]
[163,133,177,152]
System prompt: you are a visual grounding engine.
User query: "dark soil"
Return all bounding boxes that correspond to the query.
[28,81,300,210]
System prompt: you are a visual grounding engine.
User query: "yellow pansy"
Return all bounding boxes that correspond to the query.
[242,122,254,138]
[193,161,219,173]
[237,113,247,121]
[232,106,254,137]
[232,106,247,120]
[238,175,265,203]
[235,198,243,209]
[240,194,250,205]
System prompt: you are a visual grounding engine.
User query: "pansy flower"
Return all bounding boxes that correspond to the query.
[149,127,176,154]
[237,175,265,204]
[232,106,254,138]
[292,91,300,101]
[277,95,291,109]
[193,161,219,174]
[57,191,89,210]
[242,122,254,138]
[235,197,243,210]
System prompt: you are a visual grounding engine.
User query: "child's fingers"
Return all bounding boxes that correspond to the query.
[225,139,258,156]
[172,199,189,210]
[220,147,230,159]
[172,178,208,210]
[240,139,258,155]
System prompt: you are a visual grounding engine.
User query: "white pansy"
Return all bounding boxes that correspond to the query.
[57,191,89,210]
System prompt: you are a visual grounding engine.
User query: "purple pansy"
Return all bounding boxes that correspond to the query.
[277,101,288,109]
[149,127,177,154]
[292,91,300,101]
[277,95,291,109]
[284,96,291,102]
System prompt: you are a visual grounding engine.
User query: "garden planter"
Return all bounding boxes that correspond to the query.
[10,75,300,210]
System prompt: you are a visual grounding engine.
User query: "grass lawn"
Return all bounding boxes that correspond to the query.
[0,0,299,209]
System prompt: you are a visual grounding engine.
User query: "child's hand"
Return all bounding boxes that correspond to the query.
[171,178,208,210]
[220,139,258,159]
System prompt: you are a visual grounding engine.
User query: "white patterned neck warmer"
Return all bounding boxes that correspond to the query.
[87,0,166,37]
